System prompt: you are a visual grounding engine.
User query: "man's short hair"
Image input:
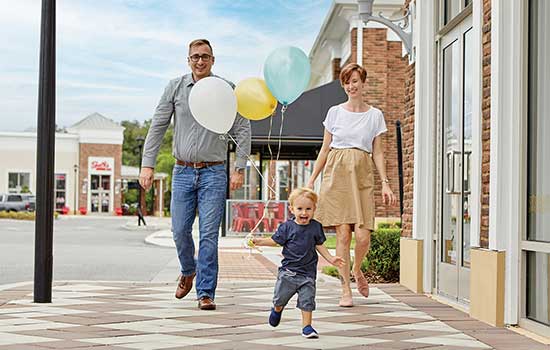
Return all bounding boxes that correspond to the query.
[339,63,367,85]
[188,39,213,55]
[288,187,318,206]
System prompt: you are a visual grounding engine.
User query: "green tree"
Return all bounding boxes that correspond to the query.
[121,119,175,213]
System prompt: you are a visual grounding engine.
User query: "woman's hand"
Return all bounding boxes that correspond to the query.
[306,180,314,189]
[382,183,397,206]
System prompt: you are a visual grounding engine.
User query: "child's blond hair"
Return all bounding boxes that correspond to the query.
[288,187,318,206]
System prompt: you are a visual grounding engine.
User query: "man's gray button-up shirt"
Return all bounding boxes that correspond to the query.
[142,73,251,169]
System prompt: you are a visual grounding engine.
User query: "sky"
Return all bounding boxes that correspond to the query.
[0,0,332,131]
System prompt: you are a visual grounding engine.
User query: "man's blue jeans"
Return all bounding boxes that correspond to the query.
[171,163,227,300]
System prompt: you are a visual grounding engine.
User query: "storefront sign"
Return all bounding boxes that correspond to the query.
[91,160,112,171]
[88,157,114,174]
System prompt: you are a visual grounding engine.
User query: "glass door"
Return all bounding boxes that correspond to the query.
[523,0,550,332]
[90,174,111,213]
[438,17,473,303]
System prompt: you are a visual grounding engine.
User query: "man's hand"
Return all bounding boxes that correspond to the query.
[230,169,244,191]
[139,167,154,191]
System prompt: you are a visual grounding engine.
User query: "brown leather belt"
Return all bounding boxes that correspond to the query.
[176,160,225,169]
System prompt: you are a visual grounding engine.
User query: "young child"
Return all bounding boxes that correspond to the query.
[252,187,345,338]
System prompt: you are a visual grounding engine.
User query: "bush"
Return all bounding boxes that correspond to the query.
[322,223,401,283]
[362,228,401,282]
[0,210,58,221]
[322,266,339,278]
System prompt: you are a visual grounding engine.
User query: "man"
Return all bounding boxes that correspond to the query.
[139,39,251,310]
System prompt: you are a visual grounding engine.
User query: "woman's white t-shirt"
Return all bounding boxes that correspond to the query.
[322,104,387,153]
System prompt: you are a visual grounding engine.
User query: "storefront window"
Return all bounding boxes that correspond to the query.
[528,0,550,243]
[55,174,66,212]
[8,172,30,193]
[526,251,550,326]
[526,0,550,328]
[442,0,472,26]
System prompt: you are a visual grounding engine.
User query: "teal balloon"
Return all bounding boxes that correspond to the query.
[263,46,311,105]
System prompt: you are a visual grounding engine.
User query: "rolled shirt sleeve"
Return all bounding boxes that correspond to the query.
[229,114,251,169]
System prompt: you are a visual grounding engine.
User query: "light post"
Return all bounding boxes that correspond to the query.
[34,0,55,303]
[357,0,414,58]
[73,164,78,215]
[135,136,146,226]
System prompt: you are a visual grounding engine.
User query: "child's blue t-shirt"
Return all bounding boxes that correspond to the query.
[271,218,326,279]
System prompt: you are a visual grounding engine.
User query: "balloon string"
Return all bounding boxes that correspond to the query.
[226,133,278,198]
[276,104,286,164]
[228,103,287,254]
[226,133,278,251]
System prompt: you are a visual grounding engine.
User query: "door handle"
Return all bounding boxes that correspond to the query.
[446,149,461,194]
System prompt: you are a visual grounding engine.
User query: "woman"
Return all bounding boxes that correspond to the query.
[307,63,396,307]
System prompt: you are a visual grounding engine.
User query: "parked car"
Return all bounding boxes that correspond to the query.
[0,194,27,212]
[20,194,36,212]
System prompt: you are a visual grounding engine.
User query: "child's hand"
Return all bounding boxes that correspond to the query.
[330,256,345,267]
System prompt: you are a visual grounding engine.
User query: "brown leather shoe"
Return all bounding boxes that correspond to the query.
[198,296,216,310]
[175,273,195,299]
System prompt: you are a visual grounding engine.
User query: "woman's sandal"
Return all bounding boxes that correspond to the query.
[338,294,353,307]
[354,272,370,298]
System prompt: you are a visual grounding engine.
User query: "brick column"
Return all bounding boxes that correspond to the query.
[480,0,491,248]
[401,63,415,238]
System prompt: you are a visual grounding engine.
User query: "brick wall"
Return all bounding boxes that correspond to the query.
[402,63,415,238]
[331,58,341,80]
[362,28,407,219]
[480,0,491,248]
[78,143,122,214]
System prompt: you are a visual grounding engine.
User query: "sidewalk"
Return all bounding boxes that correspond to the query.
[0,226,547,349]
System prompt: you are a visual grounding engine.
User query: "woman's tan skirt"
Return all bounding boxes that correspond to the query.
[315,148,375,231]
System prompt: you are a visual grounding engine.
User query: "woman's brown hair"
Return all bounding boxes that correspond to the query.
[339,63,367,85]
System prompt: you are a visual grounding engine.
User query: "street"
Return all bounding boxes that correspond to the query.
[0,217,175,284]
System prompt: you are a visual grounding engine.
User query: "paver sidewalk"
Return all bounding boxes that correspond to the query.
[0,249,547,349]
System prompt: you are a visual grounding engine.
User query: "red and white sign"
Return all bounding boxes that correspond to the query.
[91,160,112,171]
[88,157,114,174]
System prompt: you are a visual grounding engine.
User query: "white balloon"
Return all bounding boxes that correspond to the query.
[188,77,237,134]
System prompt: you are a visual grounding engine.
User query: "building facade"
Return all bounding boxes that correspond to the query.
[0,113,169,216]
[309,0,406,220]
[397,0,550,337]
[312,0,549,338]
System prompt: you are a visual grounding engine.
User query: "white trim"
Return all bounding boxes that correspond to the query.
[469,0,484,248]
[521,241,550,254]
[411,0,437,293]
[356,18,363,66]
[489,0,527,325]
[518,318,550,339]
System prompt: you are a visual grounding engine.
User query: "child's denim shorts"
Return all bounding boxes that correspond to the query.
[273,269,316,311]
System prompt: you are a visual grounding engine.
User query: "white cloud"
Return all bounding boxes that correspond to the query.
[0,0,331,130]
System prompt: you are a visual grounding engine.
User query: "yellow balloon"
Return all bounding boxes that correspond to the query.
[235,78,277,120]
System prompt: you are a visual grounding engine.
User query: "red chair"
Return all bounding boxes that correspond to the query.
[255,203,273,232]
[269,202,286,231]
[231,203,257,232]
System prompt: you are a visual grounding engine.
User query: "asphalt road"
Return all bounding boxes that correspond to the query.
[0,217,176,285]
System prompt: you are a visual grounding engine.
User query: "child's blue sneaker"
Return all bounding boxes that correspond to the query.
[269,308,282,327]
[302,325,319,338]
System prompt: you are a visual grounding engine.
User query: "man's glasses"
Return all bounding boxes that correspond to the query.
[189,54,212,62]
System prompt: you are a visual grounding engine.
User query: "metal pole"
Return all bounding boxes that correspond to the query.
[395,120,404,218]
[221,145,231,237]
[73,165,77,215]
[34,0,56,303]
[137,142,146,224]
